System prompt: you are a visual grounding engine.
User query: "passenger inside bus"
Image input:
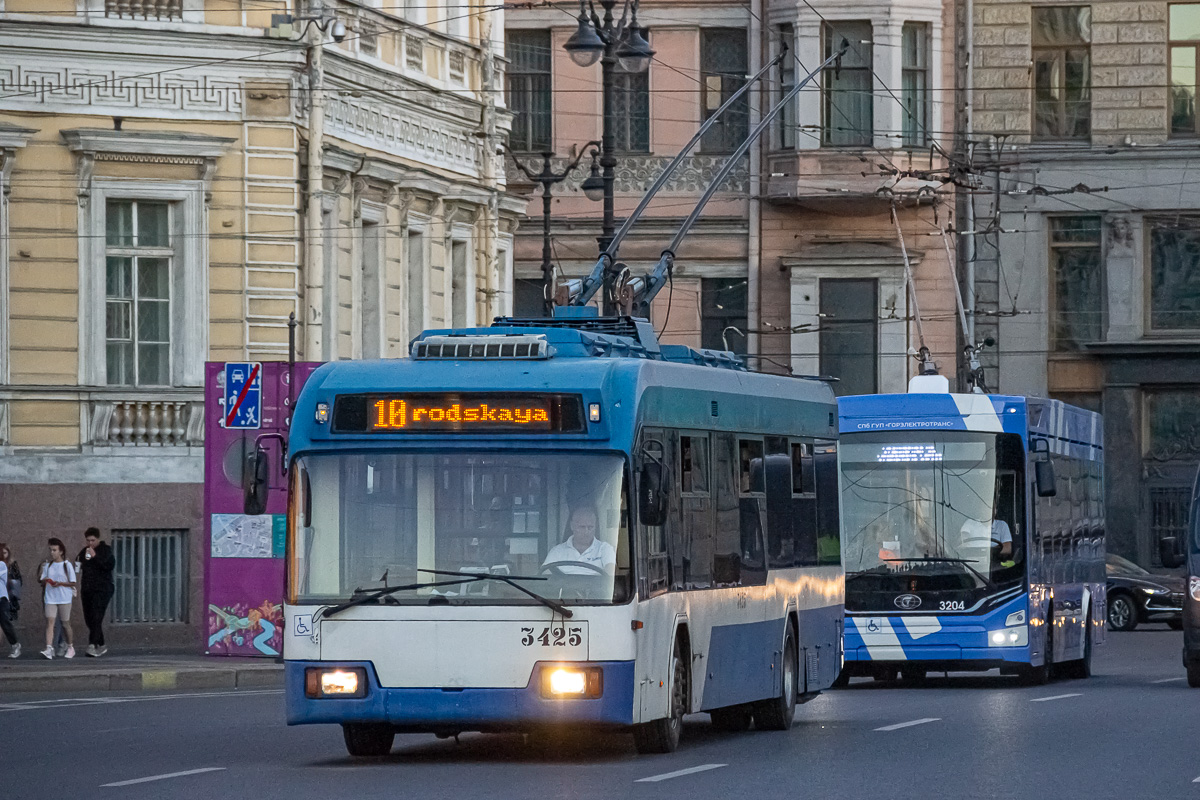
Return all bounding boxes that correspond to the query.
[543,505,617,575]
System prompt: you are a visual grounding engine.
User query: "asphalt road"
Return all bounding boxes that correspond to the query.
[3,625,1194,800]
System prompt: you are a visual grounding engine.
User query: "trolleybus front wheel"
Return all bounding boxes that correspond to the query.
[752,626,798,731]
[342,723,396,757]
[633,637,689,754]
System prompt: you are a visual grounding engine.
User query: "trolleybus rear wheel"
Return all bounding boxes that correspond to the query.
[633,637,689,754]
[753,626,798,731]
[342,723,395,757]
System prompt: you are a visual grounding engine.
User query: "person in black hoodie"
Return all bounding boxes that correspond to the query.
[77,528,115,657]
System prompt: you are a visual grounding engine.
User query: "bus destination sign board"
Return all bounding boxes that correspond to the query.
[332,393,585,434]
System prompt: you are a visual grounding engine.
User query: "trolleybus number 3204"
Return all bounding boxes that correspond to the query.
[521,626,583,647]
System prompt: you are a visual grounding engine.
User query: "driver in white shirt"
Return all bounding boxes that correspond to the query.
[543,506,616,575]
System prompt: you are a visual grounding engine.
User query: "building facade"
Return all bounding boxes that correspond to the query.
[504,0,960,392]
[967,0,1200,565]
[0,0,520,647]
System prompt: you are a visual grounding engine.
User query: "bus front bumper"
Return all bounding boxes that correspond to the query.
[285,660,635,731]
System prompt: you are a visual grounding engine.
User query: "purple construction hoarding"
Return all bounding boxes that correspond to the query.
[203,361,319,657]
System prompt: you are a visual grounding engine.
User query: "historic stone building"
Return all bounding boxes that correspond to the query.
[504,0,960,390]
[966,0,1200,564]
[0,0,521,646]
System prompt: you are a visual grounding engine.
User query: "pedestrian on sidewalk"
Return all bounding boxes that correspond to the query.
[39,538,76,660]
[77,527,115,658]
[37,554,68,656]
[0,543,20,658]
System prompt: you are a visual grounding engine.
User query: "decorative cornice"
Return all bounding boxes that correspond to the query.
[62,128,235,204]
[62,128,236,159]
[0,122,37,150]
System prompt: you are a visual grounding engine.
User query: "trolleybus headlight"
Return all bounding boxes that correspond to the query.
[989,626,1028,647]
[305,667,367,698]
[541,665,603,698]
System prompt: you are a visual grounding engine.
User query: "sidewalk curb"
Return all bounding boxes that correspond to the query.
[0,665,284,694]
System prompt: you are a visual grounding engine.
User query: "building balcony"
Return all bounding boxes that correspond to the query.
[87,390,204,448]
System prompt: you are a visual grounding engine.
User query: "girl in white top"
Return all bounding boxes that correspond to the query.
[39,538,77,659]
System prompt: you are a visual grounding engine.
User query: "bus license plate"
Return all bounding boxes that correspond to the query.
[519,624,585,649]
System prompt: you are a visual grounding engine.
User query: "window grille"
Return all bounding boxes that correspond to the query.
[613,65,651,153]
[1149,488,1190,566]
[111,529,187,624]
[1148,217,1200,330]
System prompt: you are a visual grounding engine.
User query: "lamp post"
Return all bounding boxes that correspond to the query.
[509,144,602,315]
[563,0,654,315]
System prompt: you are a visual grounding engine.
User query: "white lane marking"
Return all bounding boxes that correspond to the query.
[102,767,226,787]
[874,717,940,732]
[636,764,727,783]
[1030,693,1082,703]
[1153,677,1186,684]
[0,689,281,712]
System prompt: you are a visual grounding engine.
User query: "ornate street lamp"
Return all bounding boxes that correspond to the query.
[509,144,602,315]
[563,0,654,314]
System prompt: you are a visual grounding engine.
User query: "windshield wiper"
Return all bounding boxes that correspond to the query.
[882,557,995,590]
[321,577,482,619]
[419,568,574,618]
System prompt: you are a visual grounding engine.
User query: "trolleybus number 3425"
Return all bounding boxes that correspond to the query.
[521,626,583,647]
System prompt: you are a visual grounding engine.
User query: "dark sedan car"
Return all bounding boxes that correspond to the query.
[1106,553,1185,632]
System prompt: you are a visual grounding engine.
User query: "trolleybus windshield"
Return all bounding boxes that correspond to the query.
[291,451,630,606]
[838,431,1025,595]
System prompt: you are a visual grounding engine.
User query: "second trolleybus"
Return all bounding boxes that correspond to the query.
[835,376,1105,684]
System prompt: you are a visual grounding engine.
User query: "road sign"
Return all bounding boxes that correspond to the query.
[222,362,262,429]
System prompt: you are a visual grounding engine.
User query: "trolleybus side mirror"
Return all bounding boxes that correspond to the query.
[1159,536,1185,569]
[639,462,669,527]
[1034,460,1057,498]
[244,447,270,516]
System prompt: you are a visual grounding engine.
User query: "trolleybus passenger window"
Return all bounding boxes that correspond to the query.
[789,441,818,567]
[681,436,709,495]
[764,436,796,569]
[814,441,841,565]
[638,430,672,596]
[679,434,714,589]
[712,434,744,586]
[735,438,767,582]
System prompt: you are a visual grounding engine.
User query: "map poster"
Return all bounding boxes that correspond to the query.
[210,513,286,559]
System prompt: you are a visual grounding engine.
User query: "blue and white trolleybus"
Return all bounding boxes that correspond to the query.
[257,316,844,755]
[836,377,1104,684]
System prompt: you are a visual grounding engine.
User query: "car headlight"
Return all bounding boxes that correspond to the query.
[1190,576,1200,602]
[989,625,1028,647]
[540,665,603,699]
[1140,586,1168,595]
[305,667,367,698]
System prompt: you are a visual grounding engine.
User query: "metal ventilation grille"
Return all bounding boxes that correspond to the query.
[412,334,552,360]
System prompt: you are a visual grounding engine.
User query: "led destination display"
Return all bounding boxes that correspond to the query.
[332,394,585,433]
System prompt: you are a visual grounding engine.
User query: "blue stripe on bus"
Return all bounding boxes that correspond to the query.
[285,660,636,729]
